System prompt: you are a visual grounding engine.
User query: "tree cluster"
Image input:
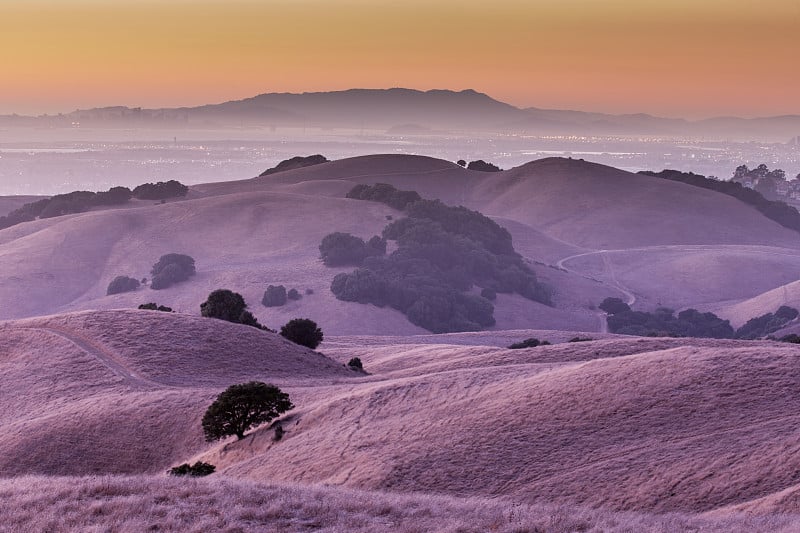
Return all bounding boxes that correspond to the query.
[466,160,502,172]
[736,305,798,339]
[200,289,266,330]
[328,197,550,333]
[600,297,798,339]
[318,232,386,267]
[346,183,422,211]
[258,154,328,177]
[131,180,189,200]
[0,180,188,231]
[106,275,140,295]
[150,253,196,290]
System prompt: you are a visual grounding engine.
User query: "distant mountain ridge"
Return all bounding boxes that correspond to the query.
[2,88,799,139]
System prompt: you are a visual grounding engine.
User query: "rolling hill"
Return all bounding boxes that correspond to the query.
[1,154,799,334]
[3,309,800,527]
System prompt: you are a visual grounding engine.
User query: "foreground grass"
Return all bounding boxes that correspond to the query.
[1,475,799,532]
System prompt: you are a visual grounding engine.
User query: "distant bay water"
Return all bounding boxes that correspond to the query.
[0,128,795,195]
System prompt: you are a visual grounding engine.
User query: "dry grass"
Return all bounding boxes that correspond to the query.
[1,475,798,533]
[3,154,800,335]
[4,310,800,515]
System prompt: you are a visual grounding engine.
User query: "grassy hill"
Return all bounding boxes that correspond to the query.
[2,154,799,333]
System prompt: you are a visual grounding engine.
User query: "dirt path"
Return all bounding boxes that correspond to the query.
[19,326,164,390]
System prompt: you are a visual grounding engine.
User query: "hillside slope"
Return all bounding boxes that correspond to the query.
[0,310,350,476]
[2,154,799,330]
[198,336,800,513]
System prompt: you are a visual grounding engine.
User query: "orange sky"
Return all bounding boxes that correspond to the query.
[0,0,798,117]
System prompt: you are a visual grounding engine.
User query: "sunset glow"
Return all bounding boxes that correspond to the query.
[0,0,798,117]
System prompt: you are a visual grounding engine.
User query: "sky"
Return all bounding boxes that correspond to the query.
[0,0,798,118]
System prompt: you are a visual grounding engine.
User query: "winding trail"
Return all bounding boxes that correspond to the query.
[17,326,164,390]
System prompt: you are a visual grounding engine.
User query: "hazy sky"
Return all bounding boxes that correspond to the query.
[1,0,798,117]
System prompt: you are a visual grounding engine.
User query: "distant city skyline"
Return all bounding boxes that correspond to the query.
[1,0,798,118]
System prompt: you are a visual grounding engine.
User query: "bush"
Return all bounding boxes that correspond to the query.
[107,275,140,295]
[201,289,266,329]
[262,285,287,307]
[305,288,314,295]
[287,288,301,301]
[606,307,734,338]
[319,232,385,267]
[346,183,422,211]
[280,318,323,349]
[457,159,467,167]
[467,160,502,172]
[599,297,630,315]
[202,382,293,441]
[780,334,800,344]
[138,303,173,312]
[480,287,497,301]
[150,253,196,290]
[735,306,799,339]
[568,337,593,343]
[132,180,188,200]
[508,338,549,349]
[347,357,364,371]
[169,462,216,477]
[259,155,328,176]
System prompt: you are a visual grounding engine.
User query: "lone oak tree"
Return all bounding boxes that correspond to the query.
[202,382,293,441]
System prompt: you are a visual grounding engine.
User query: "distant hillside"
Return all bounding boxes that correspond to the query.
[3,88,799,138]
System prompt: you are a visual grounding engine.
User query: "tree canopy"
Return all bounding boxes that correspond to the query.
[202,382,293,441]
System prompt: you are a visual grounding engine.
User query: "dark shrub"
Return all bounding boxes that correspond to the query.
[305,288,314,295]
[132,180,188,200]
[346,183,422,211]
[138,303,173,312]
[508,338,550,349]
[169,462,216,477]
[94,186,132,205]
[467,160,502,172]
[319,232,385,267]
[568,337,593,343]
[202,382,293,441]
[735,306,799,339]
[780,334,800,344]
[457,159,466,167]
[347,357,364,371]
[280,318,323,349]
[273,423,285,441]
[606,306,735,338]
[599,297,630,315]
[480,287,497,301]
[259,155,328,176]
[262,285,288,307]
[150,253,195,290]
[287,288,301,301]
[201,289,266,329]
[107,275,140,295]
